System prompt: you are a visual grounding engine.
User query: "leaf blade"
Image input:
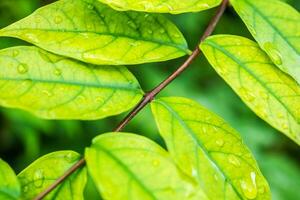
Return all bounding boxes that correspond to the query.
[231,0,300,84]
[0,159,20,200]
[85,132,208,200]
[18,151,86,200]
[96,0,222,14]
[0,0,189,65]
[151,97,271,200]
[200,35,300,145]
[0,46,143,120]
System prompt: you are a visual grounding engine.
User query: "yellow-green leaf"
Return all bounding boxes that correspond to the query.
[0,159,20,200]
[96,0,221,14]
[0,46,143,120]
[18,151,86,200]
[0,0,189,65]
[200,35,300,145]
[85,132,208,200]
[231,0,300,84]
[151,97,271,200]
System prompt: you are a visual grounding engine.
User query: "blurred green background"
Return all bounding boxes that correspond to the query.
[0,0,300,199]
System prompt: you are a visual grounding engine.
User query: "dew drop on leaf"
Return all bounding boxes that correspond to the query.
[152,159,160,167]
[17,64,28,74]
[263,42,283,65]
[228,155,240,167]
[240,172,257,199]
[54,15,63,24]
[42,90,53,97]
[54,68,62,76]
[12,50,19,57]
[33,169,44,188]
[216,139,224,147]
[64,153,77,163]
[238,87,255,102]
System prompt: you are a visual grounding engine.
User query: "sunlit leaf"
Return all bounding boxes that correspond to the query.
[96,0,221,14]
[151,97,271,200]
[18,151,86,200]
[0,159,20,200]
[200,35,300,145]
[85,132,208,200]
[0,0,189,65]
[231,0,300,84]
[0,46,143,120]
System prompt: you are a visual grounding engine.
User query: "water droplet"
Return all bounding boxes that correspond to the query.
[127,20,137,29]
[17,64,28,74]
[216,139,224,147]
[64,152,77,163]
[152,159,160,167]
[54,68,62,76]
[277,113,284,119]
[42,90,53,97]
[258,186,266,194]
[263,42,283,65]
[281,123,288,130]
[12,50,19,57]
[228,155,240,167]
[173,33,181,38]
[147,29,153,34]
[54,15,63,24]
[238,87,255,102]
[240,172,257,199]
[77,95,86,103]
[259,91,269,100]
[214,174,218,181]
[197,3,210,8]
[33,169,44,188]
[144,13,149,18]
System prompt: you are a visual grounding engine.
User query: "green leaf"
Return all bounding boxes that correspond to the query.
[231,0,300,84]
[0,46,143,120]
[96,0,221,14]
[18,151,86,200]
[0,0,189,65]
[200,35,300,145]
[0,159,20,200]
[151,97,271,200]
[85,132,208,200]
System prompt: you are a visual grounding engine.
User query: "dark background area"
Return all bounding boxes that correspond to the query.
[0,0,300,199]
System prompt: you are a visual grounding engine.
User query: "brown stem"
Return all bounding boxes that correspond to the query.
[34,0,229,199]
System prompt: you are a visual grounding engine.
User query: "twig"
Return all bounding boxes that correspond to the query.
[34,0,229,199]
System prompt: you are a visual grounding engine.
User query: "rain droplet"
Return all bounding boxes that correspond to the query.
[152,159,160,167]
[54,15,63,24]
[33,169,44,188]
[54,68,62,76]
[214,174,218,181]
[277,113,284,119]
[216,139,224,147]
[144,14,149,18]
[281,123,288,130]
[64,152,77,163]
[240,172,257,199]
[173,33,181,38]
[228,155,240,167]
[17,64,28,74]
[127,20,137,29]
[263,42,283,65]
[238,87,255,102]
[12,50,19,57]
[42,90,53,97]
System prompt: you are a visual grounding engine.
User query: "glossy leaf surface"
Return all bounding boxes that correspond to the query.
[201,35,300,145]
[0,159,20,200]
[0,46,143,120]
[85,132,208,200]
[151,97,271,200]
[231,0,300,84]
[18,151,86,200]
[97,0,221,14]
[0,0,189,65]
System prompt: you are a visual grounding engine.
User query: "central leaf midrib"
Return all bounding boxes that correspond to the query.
[93,144,158,200]
[155,100,244,200]
[1,28,189,54]
[0,77,141,92]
